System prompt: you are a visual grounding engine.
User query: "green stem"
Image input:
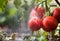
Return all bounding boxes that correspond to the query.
[49,7,51,16]
[31,30,34,36]
[37,1,45,7]
[35,30,40,38]
[41,1,44,7]
[45,0,49,11]
[45,0,51,16]
[48,32,53,41]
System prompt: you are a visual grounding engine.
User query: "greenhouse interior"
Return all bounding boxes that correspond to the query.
[0,0,60,41]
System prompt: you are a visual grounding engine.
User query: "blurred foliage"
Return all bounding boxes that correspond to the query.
[38,36,48,41]
[35,0,52,4]
[0,0,8,24]
[0,0,56,24]
[5,2,17,18]
[14,0,21,8]
[48,0,52,4]
[0,0,8,11]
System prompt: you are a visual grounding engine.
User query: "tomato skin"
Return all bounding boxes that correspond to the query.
[30,9,37,18]
[37,7,45,18]
[28,17,43,31]
[53,8,60,23]
[30,6,45,19]
[42,16,58,32]
[30,6,38,18]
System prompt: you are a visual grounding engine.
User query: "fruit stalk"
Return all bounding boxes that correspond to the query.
[31,30,34,36]
[45,0,49,11]
[37,1,45,7]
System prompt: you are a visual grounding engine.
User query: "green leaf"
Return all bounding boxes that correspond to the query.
[48,0,52,2]
[14,0,21,8]
[36,0,42,3]
[42,31,48,37]
[0,8,3,12]
[38,36,48,41]
[0,0,8,10]
[47,0,52,4]
[8,7,17,17]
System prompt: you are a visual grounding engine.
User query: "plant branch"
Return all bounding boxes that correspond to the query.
[55,0,60,6]
[45,0,49,11]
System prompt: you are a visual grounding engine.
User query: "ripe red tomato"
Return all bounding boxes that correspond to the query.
[30,6,45,19]
[53,8,60,23]
[37,7,45,18]
[42,16,58,32]
[30,6,38,18]
[28,17,43,31]
[30,9,37,18]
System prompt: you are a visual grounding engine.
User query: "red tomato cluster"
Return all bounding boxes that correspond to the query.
[28,6,45,31]
[28,6,59,32]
